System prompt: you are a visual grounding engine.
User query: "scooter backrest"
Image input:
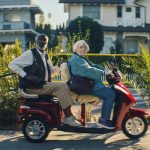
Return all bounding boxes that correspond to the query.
[60,62,71,83]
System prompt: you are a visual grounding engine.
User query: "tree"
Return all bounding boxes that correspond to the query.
[110,40,123,54]
[122,45,150,107]
[35,24,43,34]
[65,17,104,53]
[43,24,52,48]
[0,40,23,126]
[39,14,45,25]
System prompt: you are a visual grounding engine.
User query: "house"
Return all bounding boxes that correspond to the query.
[59,0,150,53]
[0,0,42,51]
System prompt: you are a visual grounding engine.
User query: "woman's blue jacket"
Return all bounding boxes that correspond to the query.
[68,53,105,90]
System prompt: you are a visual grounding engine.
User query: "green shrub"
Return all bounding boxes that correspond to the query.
[0,40,21,127]
[66,17,104,53]
[122,45,150,107]
[0,108,18,126]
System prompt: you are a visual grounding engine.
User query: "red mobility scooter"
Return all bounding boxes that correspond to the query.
[18,66,149,143]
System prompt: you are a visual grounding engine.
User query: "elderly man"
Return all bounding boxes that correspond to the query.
[8,34,80,127]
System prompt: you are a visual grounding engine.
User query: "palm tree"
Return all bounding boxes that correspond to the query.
[122,45,150,107]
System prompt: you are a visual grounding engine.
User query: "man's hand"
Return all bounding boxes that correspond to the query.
[57,59,64,67]
[24,75,44,84]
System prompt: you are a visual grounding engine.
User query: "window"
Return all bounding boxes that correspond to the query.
[3,13,11,22]
[83,4,100,20]
[136,7,141,18]
[117,6,122,18]
[126,7,132,12]
[3,24,11,30]
[103,37,113,53]
[125,39,138,53]
[3,13,21,22]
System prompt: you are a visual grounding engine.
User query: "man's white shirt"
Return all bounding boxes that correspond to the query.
[8,49,60,81]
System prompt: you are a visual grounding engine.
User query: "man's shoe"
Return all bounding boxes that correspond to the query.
[63,116,81,127]
[97,119,115,129]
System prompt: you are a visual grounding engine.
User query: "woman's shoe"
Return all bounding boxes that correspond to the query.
[97,119,115,129]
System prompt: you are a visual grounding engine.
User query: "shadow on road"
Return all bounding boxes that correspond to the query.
[0,131,142,150]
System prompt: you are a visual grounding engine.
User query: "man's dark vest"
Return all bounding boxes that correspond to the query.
[19,48,51,89]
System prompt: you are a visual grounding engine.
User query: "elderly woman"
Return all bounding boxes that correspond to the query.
[68,40,116,129]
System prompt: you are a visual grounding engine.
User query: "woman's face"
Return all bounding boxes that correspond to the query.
[76,44,88,56]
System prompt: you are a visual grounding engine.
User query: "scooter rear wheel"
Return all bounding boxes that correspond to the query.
[122,116,148,139]
[22,116,50,143]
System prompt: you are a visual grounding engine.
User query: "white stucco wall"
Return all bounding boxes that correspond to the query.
[0,10,31,23]
[69,4,82,21]
[138,0,150,24]
[0,12,3,22]
[99,5,116,26]
[126,0,135,5]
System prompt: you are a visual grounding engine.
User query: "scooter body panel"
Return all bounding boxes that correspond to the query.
[127,108,148,118]
[18,98,63,128]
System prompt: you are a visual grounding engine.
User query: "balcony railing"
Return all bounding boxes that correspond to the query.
[0,21,30,30]
[115,19,145,27]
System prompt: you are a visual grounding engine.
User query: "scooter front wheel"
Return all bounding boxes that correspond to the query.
[122,116,148,139]
[22,116,50,143]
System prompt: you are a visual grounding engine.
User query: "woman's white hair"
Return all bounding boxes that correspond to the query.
[73,40,89,52]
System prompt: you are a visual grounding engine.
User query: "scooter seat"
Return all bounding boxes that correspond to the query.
[70,91,100,105]
[24,95,58,103]
[25,94,54,100]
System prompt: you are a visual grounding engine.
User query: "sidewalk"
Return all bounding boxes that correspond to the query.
[0,127,150,150]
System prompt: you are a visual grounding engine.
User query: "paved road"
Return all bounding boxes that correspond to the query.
[0,127,150,150]
[128,88,149,110]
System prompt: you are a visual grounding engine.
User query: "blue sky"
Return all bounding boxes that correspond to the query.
[35,0,68,29]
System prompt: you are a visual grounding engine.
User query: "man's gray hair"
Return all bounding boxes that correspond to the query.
[73,40,89,52]
[35,34,48,42]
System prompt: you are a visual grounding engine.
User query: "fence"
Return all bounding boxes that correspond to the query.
[51,53,140,82]
[51,72,135,82]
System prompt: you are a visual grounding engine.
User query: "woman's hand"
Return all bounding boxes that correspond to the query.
[104,68,112,75]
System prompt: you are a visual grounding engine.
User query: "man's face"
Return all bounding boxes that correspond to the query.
[36,35,48,52]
